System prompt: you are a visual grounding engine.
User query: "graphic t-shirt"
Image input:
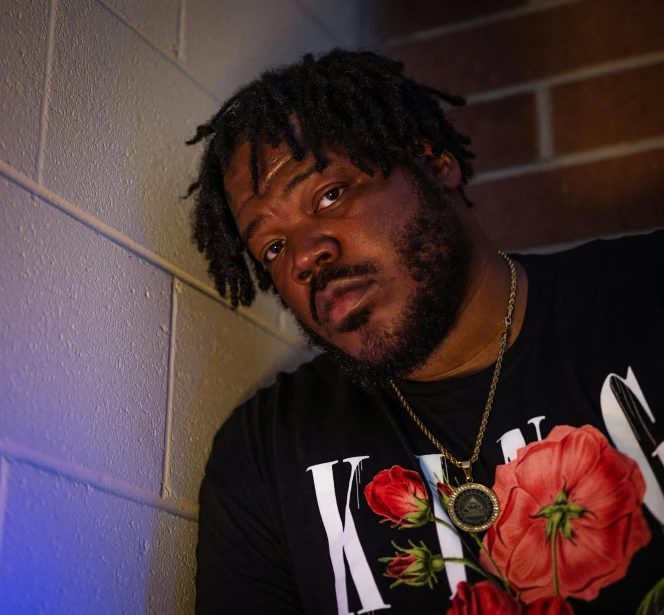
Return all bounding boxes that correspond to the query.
[196,232,664,615]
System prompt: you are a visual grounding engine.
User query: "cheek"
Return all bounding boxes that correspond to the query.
[272,277,312,320]
[348,191,419,247]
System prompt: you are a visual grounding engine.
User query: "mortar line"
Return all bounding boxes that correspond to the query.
[0,459,9,559]
[0,159,303,350]
[384,0,585,47]
[176,0,186,61]
[466,50,664,105]
[0,439,199,522]
[473,136,664,184]
[535,86,554,159]
[94,0,221,103]
[35,0,58,184]
[161,277,179,499]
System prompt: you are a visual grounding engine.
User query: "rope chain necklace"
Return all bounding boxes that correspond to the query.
[390,251,517,533]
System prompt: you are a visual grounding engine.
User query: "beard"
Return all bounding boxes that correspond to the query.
[293,169,473,391]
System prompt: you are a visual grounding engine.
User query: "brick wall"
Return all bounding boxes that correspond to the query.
[0,1,364,612]
[379,0,664,249]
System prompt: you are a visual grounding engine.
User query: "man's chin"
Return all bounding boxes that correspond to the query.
[318,312,389,359]
[295,316,426,393]
[307,306,374,355]
[336,306,371,333]
[295,318,387,391]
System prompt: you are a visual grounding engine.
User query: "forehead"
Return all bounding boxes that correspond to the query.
[223,136,363,222]
[223,138,295,212]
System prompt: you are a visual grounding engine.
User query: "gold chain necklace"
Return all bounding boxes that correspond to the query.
[390,251,517,533]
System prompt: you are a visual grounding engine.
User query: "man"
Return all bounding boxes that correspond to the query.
[188,50,663,614]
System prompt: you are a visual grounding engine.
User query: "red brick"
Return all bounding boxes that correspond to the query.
[450,93,538,172]
[553,63,664,154]
[389,0,664,95]
[466,148,664,249]
[371,0,525,41]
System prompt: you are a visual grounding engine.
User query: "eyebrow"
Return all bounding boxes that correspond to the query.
[242,214,267,246]
[281,163,317,200]
[242,161,332,247]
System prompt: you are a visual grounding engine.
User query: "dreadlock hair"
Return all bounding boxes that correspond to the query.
[185,48,475,309]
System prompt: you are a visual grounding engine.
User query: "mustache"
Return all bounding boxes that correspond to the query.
[309,262,379,325]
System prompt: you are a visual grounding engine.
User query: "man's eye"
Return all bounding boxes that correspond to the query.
[317,186,346,211]
[263,241,284,263]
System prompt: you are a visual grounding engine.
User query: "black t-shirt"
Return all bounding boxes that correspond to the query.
[196,232,664,615]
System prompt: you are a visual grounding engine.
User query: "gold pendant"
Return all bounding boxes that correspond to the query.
[447,482,500,533]
[447,461,499,533]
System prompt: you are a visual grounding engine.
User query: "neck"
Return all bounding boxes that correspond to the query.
[407,244,529,382]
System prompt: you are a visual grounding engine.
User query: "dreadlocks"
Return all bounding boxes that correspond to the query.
[186,48,475,308]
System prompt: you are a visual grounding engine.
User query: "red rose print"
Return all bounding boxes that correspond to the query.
[379,540,444,589]
[525,596,574,615]
[437,481,454,498]
[365,466,431,528]
[446,581,521,615]
[436,480,455,509]
[447,582,575,615]
[386,553,418,579]
[481,425,651,604]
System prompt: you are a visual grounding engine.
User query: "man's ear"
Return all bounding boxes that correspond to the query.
[422,141,462,191]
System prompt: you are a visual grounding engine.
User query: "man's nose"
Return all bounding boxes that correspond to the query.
[290,232,341,284]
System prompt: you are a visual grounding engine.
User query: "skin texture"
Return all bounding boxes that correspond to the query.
[224,138,529,384]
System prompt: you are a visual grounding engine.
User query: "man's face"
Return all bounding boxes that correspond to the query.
[224,139,472,388]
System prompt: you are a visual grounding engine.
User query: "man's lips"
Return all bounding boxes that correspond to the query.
[315,277,377,331]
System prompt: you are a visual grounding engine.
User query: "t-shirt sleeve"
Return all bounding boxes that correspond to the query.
[195,400,303,614]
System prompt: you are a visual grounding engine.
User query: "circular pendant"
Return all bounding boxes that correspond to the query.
[447,483,500,533]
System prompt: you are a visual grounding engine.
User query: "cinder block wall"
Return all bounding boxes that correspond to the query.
[0,1,363,612]
[381,0,664,249]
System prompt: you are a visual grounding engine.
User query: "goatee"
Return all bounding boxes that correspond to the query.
[294,171,472,391]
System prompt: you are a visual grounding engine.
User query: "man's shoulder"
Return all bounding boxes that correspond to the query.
[513,231,663,335]
[518,230,663,290]
[247,352,344,408]
[541,229,662,265]
[207,353,359,472]
[221,353,349,433]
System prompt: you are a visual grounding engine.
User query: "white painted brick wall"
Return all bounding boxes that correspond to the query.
[0,462,197,614]
[0,178,171,492]
[42,0,218,283]
[181,0,339,99]
[169,282,311,503]
[0,0,50,178]
[0,0,364,611]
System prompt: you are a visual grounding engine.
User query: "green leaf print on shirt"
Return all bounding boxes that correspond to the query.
[636,577,664,615]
